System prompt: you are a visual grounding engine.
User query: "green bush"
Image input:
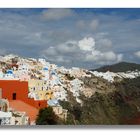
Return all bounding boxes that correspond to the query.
[36,107,58,125]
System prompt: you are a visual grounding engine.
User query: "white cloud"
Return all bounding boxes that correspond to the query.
[117,54,123,62]
[42,9,74,21]
[134,51,140,58]
[43,54,71,63]
[78,37,95,51]
[56,40,78,54]
[102,51,117,61]
[41,36,123,66]
[43,46,57,56]
[85,51,123,63]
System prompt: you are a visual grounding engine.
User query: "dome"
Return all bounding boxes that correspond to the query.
[6,70,13,74]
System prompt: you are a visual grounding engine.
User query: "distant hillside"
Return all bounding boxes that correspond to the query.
[92,62,140,72]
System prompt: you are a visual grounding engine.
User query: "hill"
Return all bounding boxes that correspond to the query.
[92,62,140,72]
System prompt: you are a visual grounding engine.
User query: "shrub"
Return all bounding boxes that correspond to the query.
[36,107,58,125]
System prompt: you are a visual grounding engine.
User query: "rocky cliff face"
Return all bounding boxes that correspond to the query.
[60,70,140,125]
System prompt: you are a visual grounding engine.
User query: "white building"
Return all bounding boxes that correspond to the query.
[0,111,12,125]
[18,63,30,73]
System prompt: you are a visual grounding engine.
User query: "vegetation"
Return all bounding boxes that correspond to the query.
[36,107,58,125]
[59,100,82,125]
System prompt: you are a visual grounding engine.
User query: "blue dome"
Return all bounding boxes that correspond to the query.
[6,70,13,74]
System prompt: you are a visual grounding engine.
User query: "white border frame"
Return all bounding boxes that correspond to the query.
[0,0,140,8]
[0,1,140,140]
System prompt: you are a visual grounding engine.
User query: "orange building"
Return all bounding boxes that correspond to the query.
[0,80,47,122]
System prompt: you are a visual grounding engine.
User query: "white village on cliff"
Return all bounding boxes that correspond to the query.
[0,54,139,125]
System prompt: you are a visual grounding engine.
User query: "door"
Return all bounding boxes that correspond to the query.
[13,93,16,100]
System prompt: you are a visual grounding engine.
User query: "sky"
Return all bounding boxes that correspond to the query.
[0,8,140,69]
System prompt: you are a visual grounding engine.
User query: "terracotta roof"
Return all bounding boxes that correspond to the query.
[9,100,39,122]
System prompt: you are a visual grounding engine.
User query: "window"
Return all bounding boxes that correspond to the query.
[13,93,16,100]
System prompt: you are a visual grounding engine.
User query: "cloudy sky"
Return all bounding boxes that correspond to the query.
[0,8,140,69]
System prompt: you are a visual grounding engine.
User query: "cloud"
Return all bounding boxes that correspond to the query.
[43,46,57,56]
[89,19,99,30]
[41,9,74,21]
[98,38,112,48]
[78,37,95,51]
[0,9,139,68]
[134,51,140,58]
[76,19,99,31]
[41,37,123,67]
[117,54,123,62]
[42,40,80,56]
[85,51,123,63]
[95,38,112,52]
[56,41,78,54]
